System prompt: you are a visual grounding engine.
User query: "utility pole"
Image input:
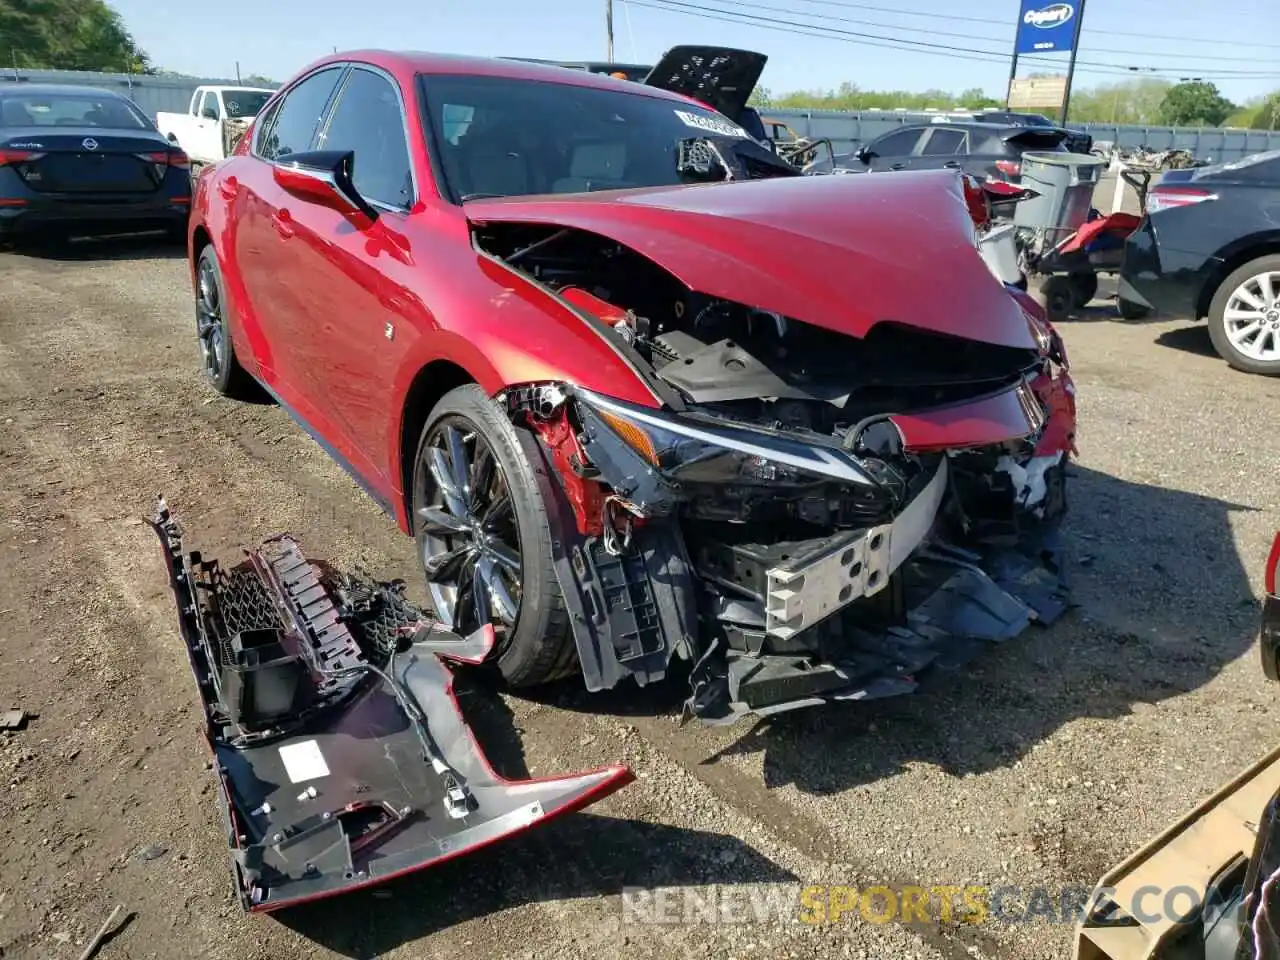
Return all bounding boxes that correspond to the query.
[605,0,615,62]
[1060,0,1087,123]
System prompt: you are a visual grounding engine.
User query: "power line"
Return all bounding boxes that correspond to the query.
[696,0,1278,64]
[784,0,1280,48]
[629,0,1280,80]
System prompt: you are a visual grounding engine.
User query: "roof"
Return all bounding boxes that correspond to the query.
[298,50,696,103]
[0,82,134,99]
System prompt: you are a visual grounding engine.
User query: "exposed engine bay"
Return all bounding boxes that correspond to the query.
[471,206,1076,722]
[148,499,633,909]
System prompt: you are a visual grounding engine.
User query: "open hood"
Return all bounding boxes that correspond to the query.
[642,44,767,123]
[465,170,1038,350]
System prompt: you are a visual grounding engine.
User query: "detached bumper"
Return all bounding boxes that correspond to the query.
[148,500,633,911]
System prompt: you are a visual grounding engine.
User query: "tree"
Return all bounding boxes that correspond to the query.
[1158,81,1235,127]
[0,0,152,73]
[242,74,277,88]
[1250,93,1280,131]
[1066,78,1171,124]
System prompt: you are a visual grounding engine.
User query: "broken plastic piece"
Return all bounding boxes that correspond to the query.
[147,498,634,911]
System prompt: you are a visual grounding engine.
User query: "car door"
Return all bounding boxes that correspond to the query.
[190,91,224,162]
[229,65,347,415]
[860,127,927,172]
[270,64,422,492]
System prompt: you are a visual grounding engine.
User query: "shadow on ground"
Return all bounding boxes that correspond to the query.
[523,464,1260,796]
[1154,323,1218,359]
[277,811,795,959]
[1,231,185,261]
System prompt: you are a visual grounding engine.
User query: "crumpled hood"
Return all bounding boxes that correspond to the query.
[465,170,1037,350]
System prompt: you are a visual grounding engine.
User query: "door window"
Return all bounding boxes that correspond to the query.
[256,67,344,161]
[921,129,967,156]
[866,128,923,158]
[317,68,414,209]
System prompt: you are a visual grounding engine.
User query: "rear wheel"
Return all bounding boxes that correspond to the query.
[194,245,254,398]
[1207,254,1280,376]
[410,384,577,687]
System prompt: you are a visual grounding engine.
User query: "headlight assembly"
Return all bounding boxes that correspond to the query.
[575,389,883,490]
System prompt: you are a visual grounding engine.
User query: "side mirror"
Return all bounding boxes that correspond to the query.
[855,145,873,164]
[272,150,378,222]
[201,106,219,120]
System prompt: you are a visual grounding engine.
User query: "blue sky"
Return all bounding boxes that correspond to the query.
[109,0,1280,103]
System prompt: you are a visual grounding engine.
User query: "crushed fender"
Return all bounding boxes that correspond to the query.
[147,498,633,912]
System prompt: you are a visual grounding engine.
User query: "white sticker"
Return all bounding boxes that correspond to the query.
[279,739,330,784]
[674,110,747,140]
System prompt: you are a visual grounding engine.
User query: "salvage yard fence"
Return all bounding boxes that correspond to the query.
[5,68,1279,165]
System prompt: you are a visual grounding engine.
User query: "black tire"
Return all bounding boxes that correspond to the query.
[1040,275,1075,323]
[194,245,254,398]
[410,384,577,687]
[1068,271,1098,307]
[1207,254,1280,376]
[1117,297,1151,320]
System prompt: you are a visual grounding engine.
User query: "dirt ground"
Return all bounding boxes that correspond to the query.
[1,200,1278,960]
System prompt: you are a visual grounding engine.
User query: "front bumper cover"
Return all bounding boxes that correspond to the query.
[148,499,633,912]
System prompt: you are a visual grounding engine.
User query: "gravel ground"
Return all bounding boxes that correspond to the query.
[0,216,1277,960]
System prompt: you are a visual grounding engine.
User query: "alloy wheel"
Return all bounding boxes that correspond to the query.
[1223,270,1280,363]
[416,417,523,637]
[195,256,226,380]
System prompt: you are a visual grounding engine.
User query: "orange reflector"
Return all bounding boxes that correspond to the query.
[0,198,27,207]
[598,410,658,465]
[170,197,191,204]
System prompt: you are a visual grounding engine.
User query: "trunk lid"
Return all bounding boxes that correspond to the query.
[642,45,768,123]
[466,170,1039,350]
[2,128,176,194]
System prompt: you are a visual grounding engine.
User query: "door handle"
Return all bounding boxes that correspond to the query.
[889,163,905,170]
[943,161,962,168]
[218,176,238,200]
[270,209,295,239]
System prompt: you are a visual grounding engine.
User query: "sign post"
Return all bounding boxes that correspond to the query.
[1007,0,1086,119]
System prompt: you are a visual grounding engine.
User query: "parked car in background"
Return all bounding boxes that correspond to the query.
[0,83,191,242]
[838,120,1070,181]
[189,49,1075,723]
[1118,149,1280,375]
[156,85,274,167]
[966,110,1093,155]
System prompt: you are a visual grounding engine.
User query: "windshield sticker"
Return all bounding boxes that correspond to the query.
[674,110,747,139]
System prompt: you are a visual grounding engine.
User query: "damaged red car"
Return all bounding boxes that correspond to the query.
[189,50,1077,724]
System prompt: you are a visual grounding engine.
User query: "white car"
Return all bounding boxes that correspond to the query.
[156,85,274,167]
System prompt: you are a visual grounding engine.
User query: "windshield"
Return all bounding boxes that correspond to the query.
[0,92,151,130]
[222,90,272,119]
[420,73,768,201]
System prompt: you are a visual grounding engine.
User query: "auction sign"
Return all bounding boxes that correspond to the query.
[1014,1,1080,54]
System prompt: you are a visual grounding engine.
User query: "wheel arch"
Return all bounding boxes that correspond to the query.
[1196,231,1280,321]
[396,359,478,534]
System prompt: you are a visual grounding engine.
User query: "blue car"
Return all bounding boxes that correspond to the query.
[0,83,191,242]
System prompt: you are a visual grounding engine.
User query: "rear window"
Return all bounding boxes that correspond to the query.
[222,90,272,119]
[0,92,151,130]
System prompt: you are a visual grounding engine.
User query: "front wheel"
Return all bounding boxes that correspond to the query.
[1207,254,1280,376]
[410,384,578,687]
[1068,272,1098,307]
[1040,275,1075,323]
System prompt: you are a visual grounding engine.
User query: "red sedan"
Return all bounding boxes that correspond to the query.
[188,49,1077,722]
